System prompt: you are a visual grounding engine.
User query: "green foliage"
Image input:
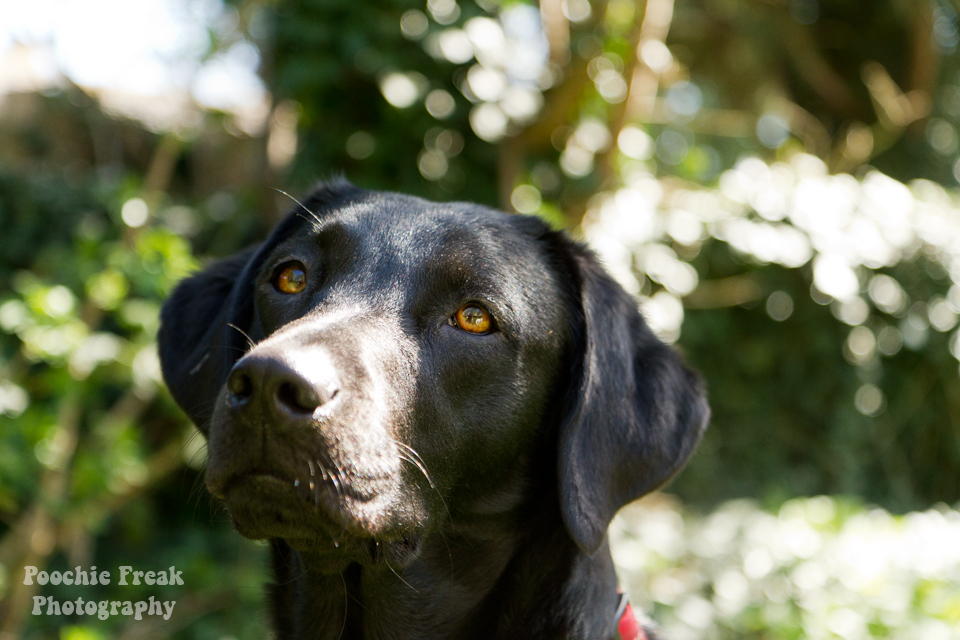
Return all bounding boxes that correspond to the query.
[0,169,268,639]
[675,254,960,512]
[270,0,500,204]
[611,496,960,639]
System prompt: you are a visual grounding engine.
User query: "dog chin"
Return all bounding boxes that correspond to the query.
[218,474,423,567]
[290,533,425,572]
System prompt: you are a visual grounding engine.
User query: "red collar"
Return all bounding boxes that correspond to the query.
[612,594,649,640]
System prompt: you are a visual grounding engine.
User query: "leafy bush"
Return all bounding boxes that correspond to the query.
[0,170,269,639]
[612,496,960,639]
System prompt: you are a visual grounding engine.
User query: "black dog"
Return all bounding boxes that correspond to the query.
[158,180,707,640]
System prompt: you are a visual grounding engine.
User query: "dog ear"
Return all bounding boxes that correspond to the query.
[158,246,260,432]
[557,245,709,555]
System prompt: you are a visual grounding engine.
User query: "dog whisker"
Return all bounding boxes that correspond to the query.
[337,573,348,640]
[227,323,257,350]
[294,212,320,227]
[393,441,437,490]
[383,552,418,593]
[271,187,323,227]
[183,397,221,421]
[187,460,210,517]
[313,455,343,504]
[322,452,348,502]
[393,440,451,522]
[206,344,250,355]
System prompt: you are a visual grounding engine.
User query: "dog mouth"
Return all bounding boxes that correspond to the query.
[214,469,383,529]
[217,473,322,538]
[211,470,420,563]
[213,467,382,503]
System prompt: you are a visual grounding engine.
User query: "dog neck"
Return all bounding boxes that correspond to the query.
[266,501,619,640]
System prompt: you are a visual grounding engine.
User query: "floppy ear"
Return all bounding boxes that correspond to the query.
[158,246,260,432]
[558,245,709,554]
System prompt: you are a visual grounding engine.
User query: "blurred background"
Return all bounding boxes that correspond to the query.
[1,0,959,638]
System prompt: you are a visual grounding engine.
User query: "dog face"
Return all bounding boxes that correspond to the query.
[158,181,707,571]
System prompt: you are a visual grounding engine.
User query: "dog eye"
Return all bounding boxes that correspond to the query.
[451,304,493,334]
[274,261,307,294]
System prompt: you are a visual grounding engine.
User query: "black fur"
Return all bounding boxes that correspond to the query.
[158,181,708,640]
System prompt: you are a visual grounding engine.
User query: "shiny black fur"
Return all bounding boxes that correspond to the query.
[158,180,708,640]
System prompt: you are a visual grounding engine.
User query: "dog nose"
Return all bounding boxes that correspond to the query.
[226,350,339,418]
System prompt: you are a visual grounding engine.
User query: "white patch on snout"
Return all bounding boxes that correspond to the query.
[261,305,371,344]
[281,347,341,413]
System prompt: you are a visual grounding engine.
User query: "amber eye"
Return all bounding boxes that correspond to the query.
[274,261,307,294]
[452,304,493,334]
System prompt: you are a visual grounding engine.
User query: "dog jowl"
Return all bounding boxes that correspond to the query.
[158,180,708,640]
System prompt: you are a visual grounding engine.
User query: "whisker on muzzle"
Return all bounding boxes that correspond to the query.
[393,440,437,490]
[227,323,257,350]
[311,453,343,506]
[393,440,450,521]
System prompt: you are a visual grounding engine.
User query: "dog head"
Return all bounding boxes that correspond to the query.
[158,180,707,568]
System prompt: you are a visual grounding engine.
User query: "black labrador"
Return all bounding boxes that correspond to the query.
[158,180,708,640]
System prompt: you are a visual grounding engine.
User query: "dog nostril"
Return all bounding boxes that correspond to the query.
[276,380,320,415]
[227,370,253,403]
